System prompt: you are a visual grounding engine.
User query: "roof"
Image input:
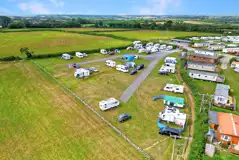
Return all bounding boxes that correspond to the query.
[187,61,216,68]
[195,49,216,54]
[209,111,219,125]
[231,61,239,65]
[188,52,218,59]
[164,95,184,105]
[215,84,230,98]
[189,70,218,77]
[218,112,239,137]
[195,42,211,45]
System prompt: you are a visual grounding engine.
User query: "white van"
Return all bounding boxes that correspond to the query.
[61,53,72,60]
[105,60,116,67]
[100,49,108,55]
[116,65,129,73]
[76,52,88,58]
[99,98,120,111]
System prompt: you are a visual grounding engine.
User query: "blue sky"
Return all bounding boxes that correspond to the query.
[0,0,239,16]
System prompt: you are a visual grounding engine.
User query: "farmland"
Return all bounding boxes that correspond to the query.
[97,30,220,41]
[0,31,131,57]
[63,28,131,31]
[0,62,142,160]
[183,20,214,25]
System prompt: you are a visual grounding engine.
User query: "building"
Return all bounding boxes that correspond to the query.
[189,70,225,83]
[214,84,230,105]
[231,61,239,68]
[223,48,239,53]
[194,42,211,48]
[194,49,216,56]
[187,52,218,64]
[209,111,239,155]
[187,61,216,72]
[163,95,185,108]
[208,44,225,51]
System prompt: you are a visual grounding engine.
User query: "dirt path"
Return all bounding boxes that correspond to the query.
[176,66,195,160]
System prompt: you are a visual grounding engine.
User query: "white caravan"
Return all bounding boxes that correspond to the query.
[100,49,108,55]
[134,44,143,49]
[154,43,160,48]
[160,44,167,50]
[76,52,88,58]
[126,46,133,50]
[159,107,187,126]
[99,98,120,111]
[138,48,146,53]
[105,60,116,67]
[159,65,175,73]
[133,41,141,45]
[146,42,154,47]
[163,84,184,93]
[166,46,173,51]
[74,68,90,78]
[116,65,129,73]
[146,46,153,51]
[61,53,72,60]
[151,47,160,53]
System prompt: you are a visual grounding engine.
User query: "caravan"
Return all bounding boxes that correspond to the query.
[165,57,177,64]
[163,84,184,93]
[160,44,167,50]
[61,53,72,60]
[133,41,141,45]
[99,98,120,111]
[76,52,88,58]
[74,68,90,79]
[100,49,108,55]
[166,46,173,51]
[138,48,146,53]
[151,47,159,53]
[159,65,175,73]
[159,106,187,126]
[116,65,129,73]
[105,60,116,67]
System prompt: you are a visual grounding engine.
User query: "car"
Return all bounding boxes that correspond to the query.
[88,67,99,73]
[130,69,137,75]
[136,64,144,70]
[158,127,182,137]
[118,113,131,122]
[159,71,169,75]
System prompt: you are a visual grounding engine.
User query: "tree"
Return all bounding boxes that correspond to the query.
[20,47,34,58]
[164,20,173,30]
[8,21,25,28]
[0,16,11,28]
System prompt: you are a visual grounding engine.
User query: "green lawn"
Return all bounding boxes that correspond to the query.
[0,62,142,160]
[97,30,220,41]
[0,31,131,57]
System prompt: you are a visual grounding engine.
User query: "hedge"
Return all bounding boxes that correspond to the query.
[0,56,22,61]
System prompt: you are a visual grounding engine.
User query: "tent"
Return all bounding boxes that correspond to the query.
[122,55,135,61]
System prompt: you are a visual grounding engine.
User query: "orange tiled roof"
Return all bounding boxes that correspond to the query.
[218,112,239,137]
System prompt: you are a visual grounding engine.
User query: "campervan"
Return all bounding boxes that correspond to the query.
[116,65,129,73]
[100,49,108,55]
[76,52,88,58]
[99,98,120,111]
[105,60,116,67]
[163,84,184,93]
[61,53,72,60]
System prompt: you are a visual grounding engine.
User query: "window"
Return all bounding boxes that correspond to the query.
[221,135,231,141]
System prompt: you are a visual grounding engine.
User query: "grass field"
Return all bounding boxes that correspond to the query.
[36,52,190,159]
[184,21,214,25]
[0,62,143,160]
[97,30,220,41]
[63,28,130,31]
[0,31,131,57]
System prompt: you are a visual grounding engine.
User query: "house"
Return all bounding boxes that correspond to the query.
[165,57,177,64]
[194,42,211,48]
[159,65,175,73]
[74,68,90,79]
[194,49,216,56]
[223,48,239,53]
[159,106,187,126]
[163,95,185,108]
[122,55,135,61]
[231,61,239,68]
[208,44,225,50]
[189,70,225,83]
[209,111,239,155]
[163,84,184,93]
[99,98,120,111]
[187,61,217,72]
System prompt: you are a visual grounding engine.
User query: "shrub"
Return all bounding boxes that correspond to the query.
[0,56,22,61]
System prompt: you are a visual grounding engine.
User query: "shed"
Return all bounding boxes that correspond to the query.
[205,144,216,157]
[122,55,135,61]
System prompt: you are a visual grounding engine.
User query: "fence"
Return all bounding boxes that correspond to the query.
[31,60,151,160]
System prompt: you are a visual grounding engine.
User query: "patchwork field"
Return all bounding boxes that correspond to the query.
[0,31,131,57]
[0,62,143,160]
[36,52,190,160]
[97,30,220,41]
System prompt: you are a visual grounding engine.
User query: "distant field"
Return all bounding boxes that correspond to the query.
[0,31,131,57]
[98,30,220,40]
[0,62,142,160]
[184,20,214,25]
[63,28,130,31]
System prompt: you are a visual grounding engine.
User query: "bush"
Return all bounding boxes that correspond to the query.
[0,56,22,61]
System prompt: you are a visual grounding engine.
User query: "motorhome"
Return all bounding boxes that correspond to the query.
[116,65,129,73]
[105,60,116,67]
[99,98,120,111]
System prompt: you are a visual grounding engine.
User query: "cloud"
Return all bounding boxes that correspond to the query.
[139,0,181,15]
[18,2,51,14]
[49,0,64,7]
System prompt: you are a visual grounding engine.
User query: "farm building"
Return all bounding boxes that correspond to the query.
[187,61,217,72]
[223,48,239,53]
[163,95,185,108]
[194,49,216,56]
[189,70,225,83]
[194,42,211,48]
[208,44,225,50]
[187,52,218,64]
[231,61,239,68]
[208,111,239,155]
[122,55,135,61]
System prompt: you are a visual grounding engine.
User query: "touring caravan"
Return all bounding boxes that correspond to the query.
[166,46,173,51]
[160,44,167,50]
[76,52,88,58]
[74,68,90,79]
[105,60,116,67]
[99,98,120,111]
[138,48,146,53]
[116,65,129,73]
[100,49,108,55]
[164,84,184,93]
[61,53,72,60]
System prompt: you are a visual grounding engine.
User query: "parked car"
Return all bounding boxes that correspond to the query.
[118,113,131,122]
[130,69,137,75]
[158,127,182,137]
[136,64,144,70]
[159,71,169,75]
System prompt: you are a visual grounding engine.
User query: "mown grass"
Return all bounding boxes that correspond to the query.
[0,62,143,160]
[36,52,189,159]
[0,31,131,57]
[97,30,220,41]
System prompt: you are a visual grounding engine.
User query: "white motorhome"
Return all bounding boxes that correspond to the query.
[74,68,90,79]
[105,60,116,67]
[61,53,72,60]
[99,98,120,111]
[166,46,173,51]
[159,107,187,126]
[100,49,108,55]
[163,84,184,93]
[159,65,175,73]
[116,65,129,73]
[75,52,88,58]
[160,44,167,50]
[138,48,146,53]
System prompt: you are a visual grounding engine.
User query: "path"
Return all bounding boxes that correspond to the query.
[120,51,176,102]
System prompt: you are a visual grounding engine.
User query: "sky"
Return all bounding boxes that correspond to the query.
[0,0,239,16]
